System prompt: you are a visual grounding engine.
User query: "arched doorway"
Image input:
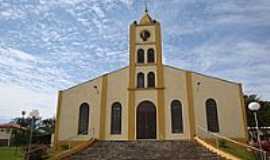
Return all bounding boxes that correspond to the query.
[136,101,156,139]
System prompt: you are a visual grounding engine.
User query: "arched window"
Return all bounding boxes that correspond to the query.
[137,72,145,88]
[147,72,155,88]
[111,102,122,134]
[171,100,183,133]
[137,49,144,63]
[206,99,219,132]
[78,103,89,135]
[147,48,155,63]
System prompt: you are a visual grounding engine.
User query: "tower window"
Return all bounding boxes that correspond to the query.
[171,100,183,133]
[137,72,145,88]
[147,48,155,63]
[147,72,155,88]
[137,49,144,64]
[206,99,219,132]
[111,102,122,134]
[78,103,90,135]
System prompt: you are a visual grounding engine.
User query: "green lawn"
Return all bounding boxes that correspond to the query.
[0,147,24,160]
[218,141,257,160]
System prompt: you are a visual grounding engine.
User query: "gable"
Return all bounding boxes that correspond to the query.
[164,65,240,86]
[63,66,129,93]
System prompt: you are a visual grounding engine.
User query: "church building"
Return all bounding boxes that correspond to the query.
[54,10,247,148]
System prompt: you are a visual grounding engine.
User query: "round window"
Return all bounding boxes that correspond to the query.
[140,30,151,41]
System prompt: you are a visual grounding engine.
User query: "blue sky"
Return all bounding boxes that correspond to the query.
[0,0,269,122]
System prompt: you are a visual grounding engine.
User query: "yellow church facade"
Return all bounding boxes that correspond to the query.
[54,11,247,148]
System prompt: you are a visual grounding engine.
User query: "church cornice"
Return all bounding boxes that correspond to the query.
[135,63,157,67]
[136,42,156,45]
[128,87,165,91]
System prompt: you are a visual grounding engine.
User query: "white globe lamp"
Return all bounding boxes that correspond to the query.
[248,102,261,111]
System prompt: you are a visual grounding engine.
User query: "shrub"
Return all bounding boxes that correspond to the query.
[218,139,228,148]
[60,144,70,151]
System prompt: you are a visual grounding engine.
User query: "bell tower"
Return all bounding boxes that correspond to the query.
[129,9,163,69]
[129,9,164,89]
[128,9,166,140]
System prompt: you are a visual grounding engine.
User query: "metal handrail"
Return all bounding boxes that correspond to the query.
[197,125,265,152]
[197,125,268,160]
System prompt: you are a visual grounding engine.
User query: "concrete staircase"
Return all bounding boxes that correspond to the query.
[68,140,221,160]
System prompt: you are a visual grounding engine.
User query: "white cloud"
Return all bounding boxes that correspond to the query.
[206,1,270,26]
[186,40,270,99]
[0,83,57,121]
[3,47,36,61]
[0,46,74,91]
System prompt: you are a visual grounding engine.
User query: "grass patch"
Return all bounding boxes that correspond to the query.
[0,147,24,160]
[218,140,257,160]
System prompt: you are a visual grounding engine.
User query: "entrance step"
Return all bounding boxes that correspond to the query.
[68,140,221,160]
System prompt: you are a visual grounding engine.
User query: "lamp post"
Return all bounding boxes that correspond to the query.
[27,110,39,160]
[248,102,264,159]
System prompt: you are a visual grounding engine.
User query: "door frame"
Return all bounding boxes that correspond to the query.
[136,101,157,139]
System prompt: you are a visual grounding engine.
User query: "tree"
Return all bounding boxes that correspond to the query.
[37,118,55,134]
[11,116,32,146]
[10,112,55,146]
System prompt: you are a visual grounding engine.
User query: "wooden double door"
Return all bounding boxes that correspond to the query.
[136,101,156,139]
